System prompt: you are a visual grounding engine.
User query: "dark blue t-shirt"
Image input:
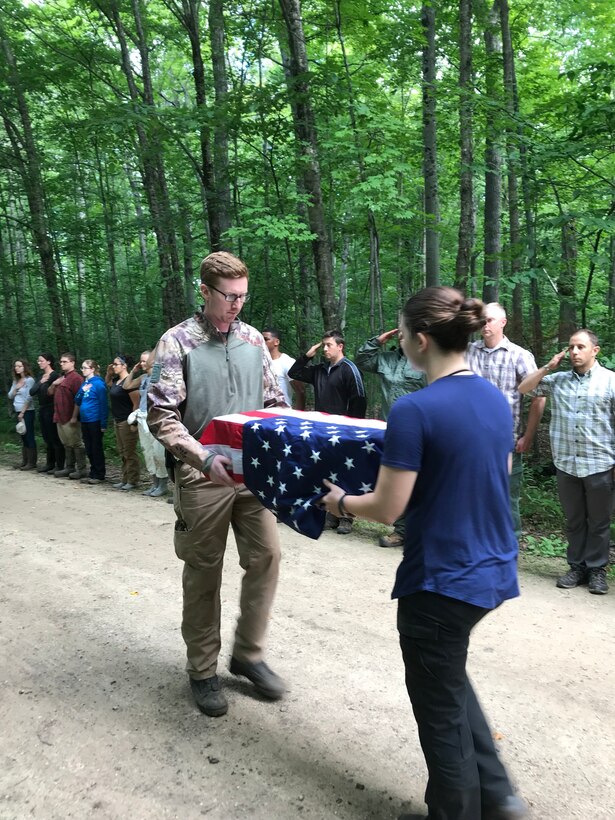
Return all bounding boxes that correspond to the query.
[383,374,519,609]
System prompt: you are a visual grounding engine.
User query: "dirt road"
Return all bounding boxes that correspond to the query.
[1,466,614,820]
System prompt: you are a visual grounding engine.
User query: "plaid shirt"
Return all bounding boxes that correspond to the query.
[466,337,537,439]
[530,363,615,477]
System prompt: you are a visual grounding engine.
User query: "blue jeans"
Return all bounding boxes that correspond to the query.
[20,409,36,448]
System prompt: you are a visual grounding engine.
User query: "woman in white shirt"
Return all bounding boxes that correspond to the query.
[8,359,36,470]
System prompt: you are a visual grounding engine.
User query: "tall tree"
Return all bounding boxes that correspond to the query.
[0,31,68,351]
[421,0,440,285]
[499,0,523,341]
[278,0,338,329]
[333,0,383,333]
[455,0,474,291]
[162,0,223,250]
[482,1,502,302]
[93,0,186,328]
[208,0,232,242]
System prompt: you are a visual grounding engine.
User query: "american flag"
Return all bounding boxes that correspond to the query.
[199,408,386,539]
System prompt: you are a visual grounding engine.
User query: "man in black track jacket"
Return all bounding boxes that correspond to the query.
[288,330,366,534]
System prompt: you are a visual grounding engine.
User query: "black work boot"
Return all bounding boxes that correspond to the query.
[588,567,608,595]
[229,657,286,699]
[556,564,587,589]
[189,675,228,717]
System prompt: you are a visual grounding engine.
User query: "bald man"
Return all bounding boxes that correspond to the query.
[466,303,545,539]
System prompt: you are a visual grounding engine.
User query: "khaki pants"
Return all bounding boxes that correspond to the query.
[114,420,140,484]
[174,462,280,680]
[57,421,85,469]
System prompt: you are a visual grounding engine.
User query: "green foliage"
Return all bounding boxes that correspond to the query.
[523,534,568,558]
[521,468,564,532]
[1,0,615,371]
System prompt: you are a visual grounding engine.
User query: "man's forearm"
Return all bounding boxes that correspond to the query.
[519,365,551,394]
[523,396,546,441]
[287,355,313,384]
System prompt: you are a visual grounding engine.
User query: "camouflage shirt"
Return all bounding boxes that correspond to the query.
[148,309,287,472]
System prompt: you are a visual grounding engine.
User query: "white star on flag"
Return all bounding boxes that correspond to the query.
[279,482,287,493]
[251,457,260,468]
[310,450,321,462]
[293,466,303,478]
[261,440,270,451]
[328,434,341,445]
[267,475,274,486]
[283,444,292,456]
[300,429,311,440]
[344,457,354,469]
[251,422,261,431]
[359,482,373,493]
[362,441,376,454]
[329,472,338,482]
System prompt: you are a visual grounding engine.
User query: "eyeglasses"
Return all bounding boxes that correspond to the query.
[208,284,250,303]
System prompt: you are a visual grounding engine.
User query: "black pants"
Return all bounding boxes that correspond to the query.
[556,467,614,568]
[82,421,106,480]
[398,592,513,820]
[39,406,64,469]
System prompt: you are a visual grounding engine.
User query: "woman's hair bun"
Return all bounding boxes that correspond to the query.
[458,298,486,333]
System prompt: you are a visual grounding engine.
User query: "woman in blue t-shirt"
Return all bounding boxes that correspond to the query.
[75,359,109,483]
[323,287,526,820]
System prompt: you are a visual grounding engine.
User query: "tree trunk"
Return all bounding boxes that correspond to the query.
[278,0,338,330]
[0,34,68,351]
[422,1,440,285]
[179,203,196,313]
[334,0,383,329]
[609,236,615,325]
[499,0,523,341]
[96,0,186,328]
[169,0,223,250]
[455,0,474,292]
[520,153,542,358]
[208,0,232,242]
[482,2,502,303]
[93,141,121,350]
[558,218,577,345]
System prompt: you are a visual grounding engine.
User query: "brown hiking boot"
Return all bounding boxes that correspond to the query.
[379,532,404,548]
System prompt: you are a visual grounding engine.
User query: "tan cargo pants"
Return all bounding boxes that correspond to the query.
[174,462,281,680]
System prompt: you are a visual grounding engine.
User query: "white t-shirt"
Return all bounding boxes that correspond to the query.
[270,353,296,406]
